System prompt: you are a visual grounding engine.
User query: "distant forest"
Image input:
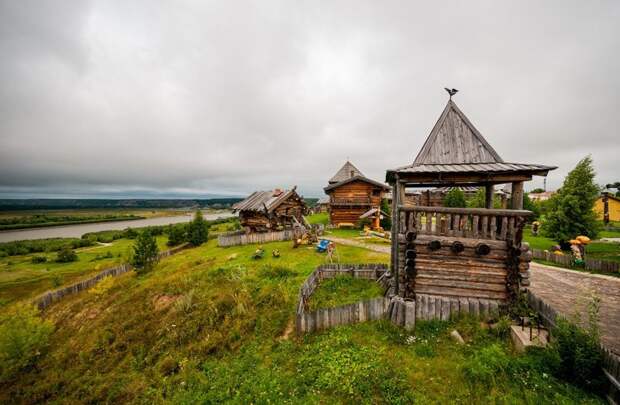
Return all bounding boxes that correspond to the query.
[0,198,243,211]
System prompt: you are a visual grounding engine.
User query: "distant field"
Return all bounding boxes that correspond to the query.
[0,209,192,231]
[0,236,169,305]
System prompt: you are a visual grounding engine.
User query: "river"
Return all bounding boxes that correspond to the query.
[0,212,236,243]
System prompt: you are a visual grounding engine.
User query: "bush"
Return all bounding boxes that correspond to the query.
[0,305,54,382]
[550,318,605,392]
[55,247,77,263]
[167,224,187,246]
[380,198,391,230]
[31,255,47,264]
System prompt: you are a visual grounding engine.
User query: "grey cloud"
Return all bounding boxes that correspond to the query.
[1,0,619,198]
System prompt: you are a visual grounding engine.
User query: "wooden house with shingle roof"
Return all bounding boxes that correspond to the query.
[324,161,390,228]
[386,96,556,311]
[232,187,306,233]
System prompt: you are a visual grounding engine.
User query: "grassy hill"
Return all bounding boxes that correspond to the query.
[0,238,604,403]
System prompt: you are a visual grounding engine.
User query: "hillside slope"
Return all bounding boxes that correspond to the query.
[0,240,602,403]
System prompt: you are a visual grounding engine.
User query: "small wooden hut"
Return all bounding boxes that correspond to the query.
[387,98,556,307]
[232,187,307,233]
[324,161,390,228]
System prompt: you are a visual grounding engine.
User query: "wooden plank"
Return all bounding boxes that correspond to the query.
[415,278,507,292]
[500,217,508,240]
[490,216,496,239]
[472,215,479,238]
[453,214,461,237]
[399,205,531,217]
[415,285,508,300]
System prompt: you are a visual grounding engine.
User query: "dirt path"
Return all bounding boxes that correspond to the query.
[324,236,390,254]
[529,262,620,355]
[326,236,620,354]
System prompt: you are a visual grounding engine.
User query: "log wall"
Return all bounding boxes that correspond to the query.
[395,205,530,302]
[327,180,384,225]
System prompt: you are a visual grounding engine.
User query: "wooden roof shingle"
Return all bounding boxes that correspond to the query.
[329,161,364,184]
[232,188,300,213]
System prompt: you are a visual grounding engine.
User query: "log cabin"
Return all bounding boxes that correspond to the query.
[232,187,307,233]
[386,96,556,311]
[324,161,390,228]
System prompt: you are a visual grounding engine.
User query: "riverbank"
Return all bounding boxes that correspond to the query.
[0,211,235,243]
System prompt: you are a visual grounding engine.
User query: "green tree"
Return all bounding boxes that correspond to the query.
[443,188,466,208]
[131,230,159,274]
[167,224,187,246]
[523,193,541,220]
[543,156,600,244]
[55,247,77,263]
[530,188,545,194]
[187,210,209,246]
[466,188,501,209]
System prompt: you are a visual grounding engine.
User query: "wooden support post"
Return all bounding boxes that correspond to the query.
[390,178,401,294]
[485,184,494,209]
[511,181,524,210]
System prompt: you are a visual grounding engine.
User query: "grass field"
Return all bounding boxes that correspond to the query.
[0,236,168,306]
[306,275,384,311]
[0,237,603,403]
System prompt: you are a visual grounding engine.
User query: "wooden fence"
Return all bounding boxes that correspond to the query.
[296,264,390,334]
[34,244,187,310]
[532,249,619,274]
[217,229,295,247]
[527,291,620,404]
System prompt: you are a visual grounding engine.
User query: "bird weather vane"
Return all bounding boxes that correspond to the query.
[444,87,458,99]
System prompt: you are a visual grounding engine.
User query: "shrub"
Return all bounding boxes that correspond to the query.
[550,318,605,392]
[89,276,115,296]
[55,247,77,263]
[31,255,47,264]
[0,305,54,383]
[131,231,159,274]
[167,224,187,246]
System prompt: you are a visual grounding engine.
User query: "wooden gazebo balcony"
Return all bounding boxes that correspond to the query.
[397,205,531,244]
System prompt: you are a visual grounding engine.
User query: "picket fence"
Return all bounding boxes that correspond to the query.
[532,249,619,274]
[527,290,620,404]
[217,229,295,247]
[296,264,390,334]
[34,244,187,310]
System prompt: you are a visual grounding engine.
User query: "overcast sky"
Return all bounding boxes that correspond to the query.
[1,1,619,199]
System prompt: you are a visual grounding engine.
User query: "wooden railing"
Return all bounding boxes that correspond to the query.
[330,197,372,206]
[398,205,531,243]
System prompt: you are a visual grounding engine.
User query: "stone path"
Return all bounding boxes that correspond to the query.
[327,235,620,355]
[529,262,620,355]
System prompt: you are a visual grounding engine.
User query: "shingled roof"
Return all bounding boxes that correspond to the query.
[329,161,364,184]
[386,99,556,183]
[414,100,502,165]
[232,188,299,213]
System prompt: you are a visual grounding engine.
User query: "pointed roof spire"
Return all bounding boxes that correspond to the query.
[329,161,365,184]
[413,100,503,165]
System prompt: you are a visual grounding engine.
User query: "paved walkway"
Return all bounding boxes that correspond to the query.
[327,236,620,355]
[529,262,620,355]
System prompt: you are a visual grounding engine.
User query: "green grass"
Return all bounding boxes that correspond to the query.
[600,229,620,239]
[0,236,605,403]
[306,275,384,311]
[305,212,328,226]
[0,236,168,306]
